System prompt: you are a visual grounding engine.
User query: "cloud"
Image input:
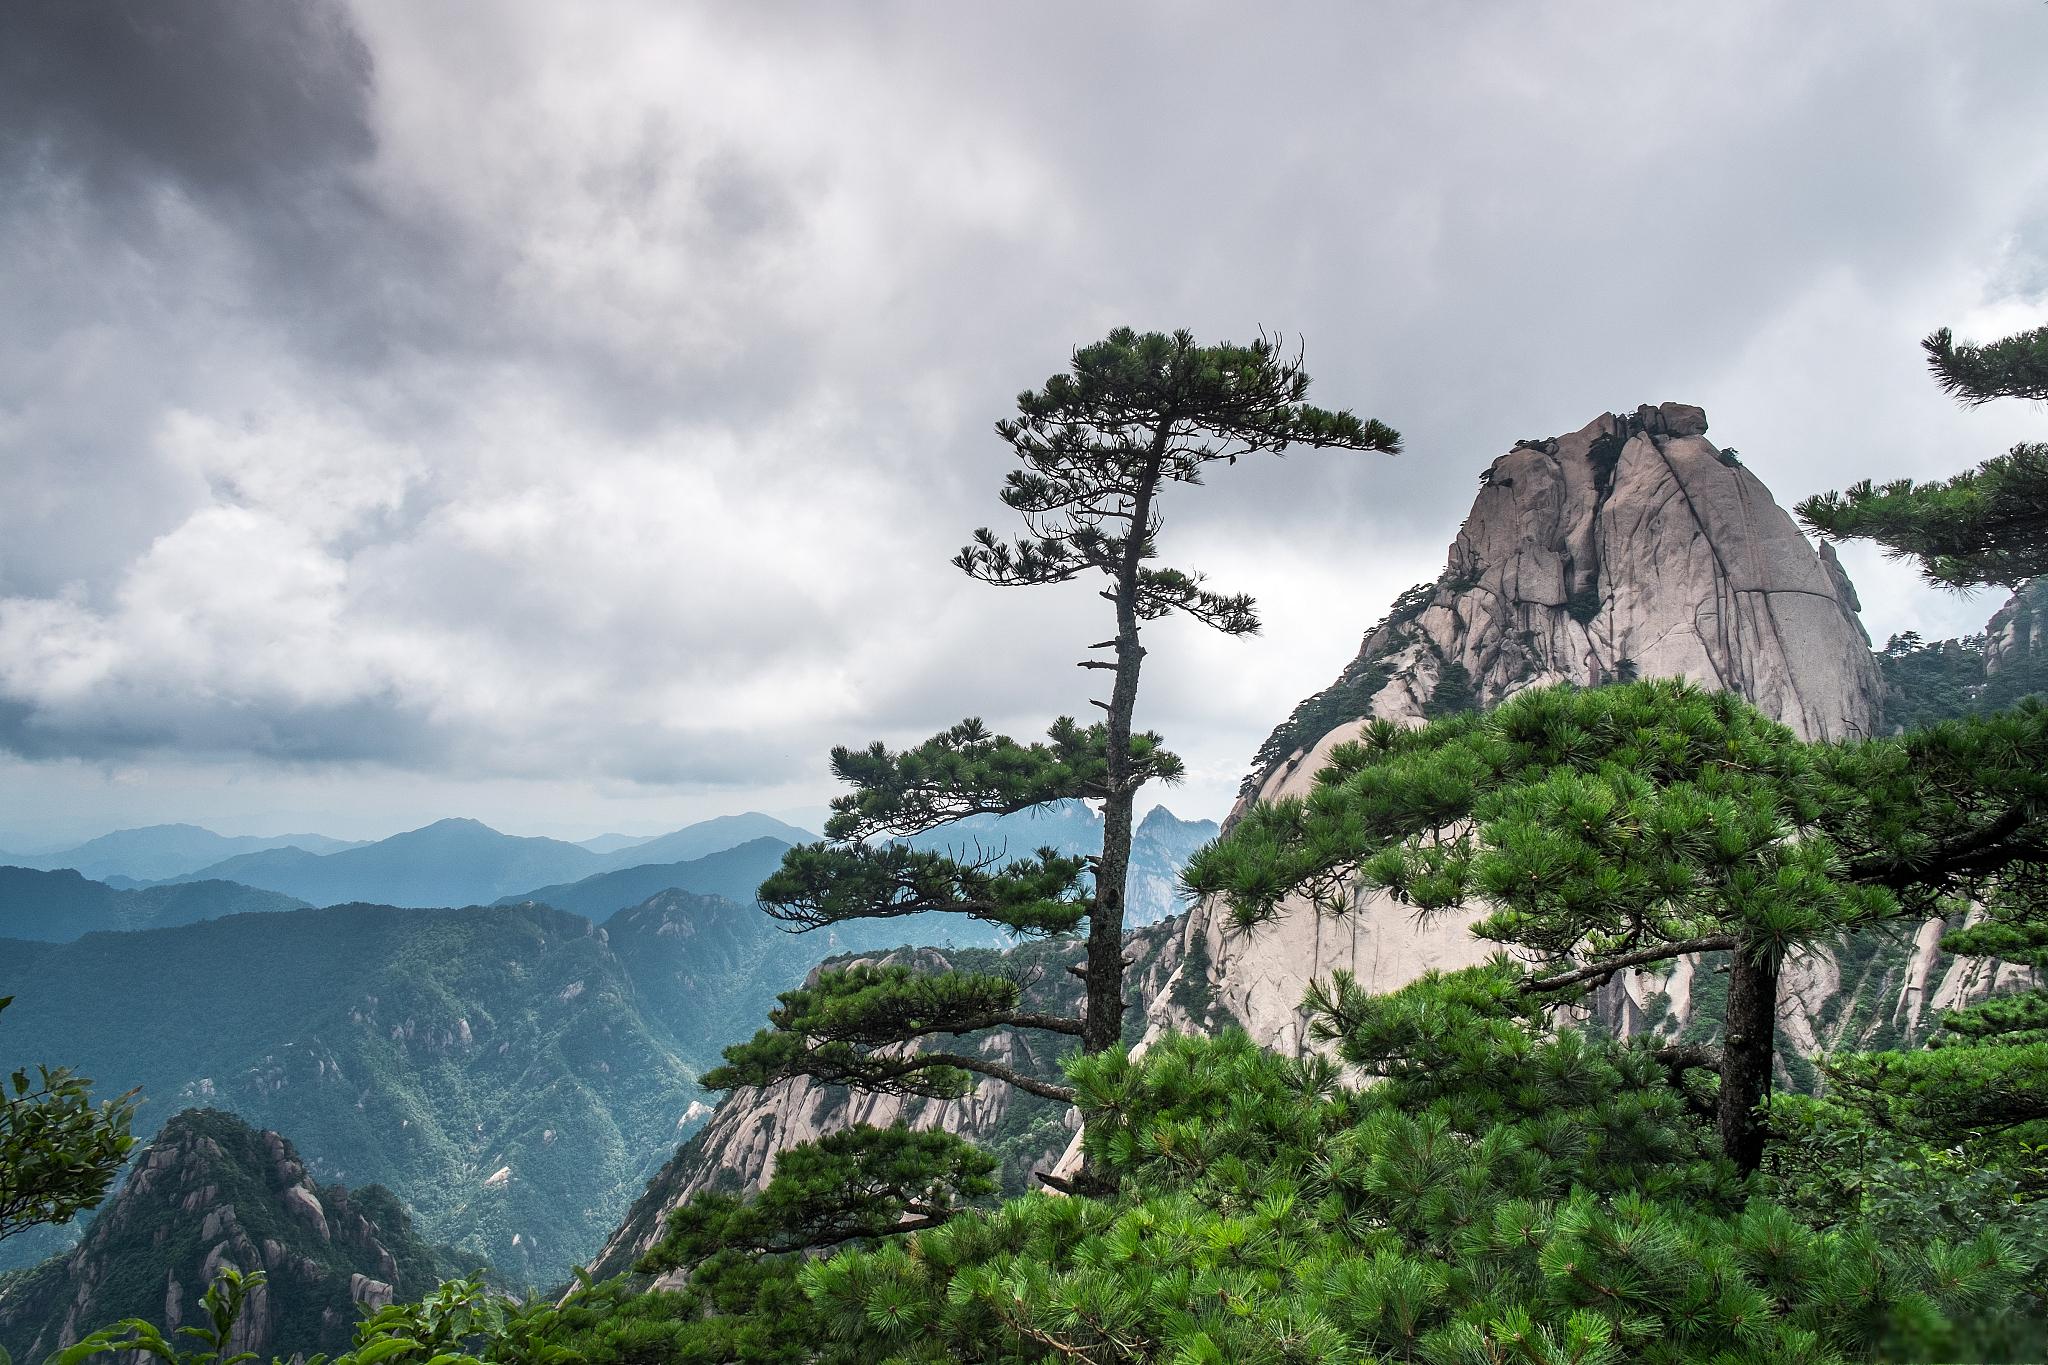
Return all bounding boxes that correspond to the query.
[1,1,2045,836]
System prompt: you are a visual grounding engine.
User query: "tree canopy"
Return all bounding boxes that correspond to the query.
[0,996,138,1245]
[1185,679,2048,1173]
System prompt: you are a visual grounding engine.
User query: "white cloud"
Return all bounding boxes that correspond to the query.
[2,0,2045,838]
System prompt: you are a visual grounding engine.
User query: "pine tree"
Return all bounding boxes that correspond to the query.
[711,329,1398,1127]
[1185,679,2048,1175]
[1799,321,2048,588]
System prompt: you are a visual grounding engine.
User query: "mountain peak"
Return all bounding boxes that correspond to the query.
[1246,405,1880,801]
[413,816,498,835]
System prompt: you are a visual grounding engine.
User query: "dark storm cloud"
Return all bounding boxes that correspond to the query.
[2,2,375,190]
[1,2,2044,835]
[0,0,450,364]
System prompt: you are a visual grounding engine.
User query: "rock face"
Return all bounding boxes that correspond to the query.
[1147,405,1885,1055]
[0,1110,440,1365]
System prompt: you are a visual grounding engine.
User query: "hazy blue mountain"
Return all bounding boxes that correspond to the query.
[590,812,818,871]
[16,824,362,883]
[166,818,603,908]
[0,866,308,941]
[0,902,702,1285]
[1128,805,1221,926]
[576,831,659,855]
[496,837,796,918]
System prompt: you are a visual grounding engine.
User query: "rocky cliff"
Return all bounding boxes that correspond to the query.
[0,1110,442,1364]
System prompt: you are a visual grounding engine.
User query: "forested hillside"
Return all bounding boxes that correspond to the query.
[0,903,698,1284]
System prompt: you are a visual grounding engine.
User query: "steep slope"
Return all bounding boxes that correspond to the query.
[0,904,697,1285]
[588,921,1189,1281]
[0,867,308,941]
[15,826,360,884]
[169,819,602,908]
[1126,806,1220,927]
[0,1111,443,1364]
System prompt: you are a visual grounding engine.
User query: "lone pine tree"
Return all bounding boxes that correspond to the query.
[1800,318,2048,589]
[711,328,1397,1133]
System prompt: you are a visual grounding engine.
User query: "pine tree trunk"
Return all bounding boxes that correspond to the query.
[1084,437,1168,1056]
[1717,943,1780,1175]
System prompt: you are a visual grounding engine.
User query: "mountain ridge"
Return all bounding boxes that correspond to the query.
[0,867,309,942]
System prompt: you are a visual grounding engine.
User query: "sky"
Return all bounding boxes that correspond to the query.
[2,3,2045,847]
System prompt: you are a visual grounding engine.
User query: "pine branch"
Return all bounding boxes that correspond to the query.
[1519,935,1740,996]
[1924,323,2048,405]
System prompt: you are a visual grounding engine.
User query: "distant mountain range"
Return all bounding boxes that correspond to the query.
[154,813,821,909]
[0,824,363,884]
[6,807,1215,920]
[494,836,798,917]
[0,901,707,1285]
[0,867,309,941]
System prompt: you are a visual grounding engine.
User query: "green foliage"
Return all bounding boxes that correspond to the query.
[1188,678,2048,1172]
[821,718,1179,844]
[0,997,136,1245]
[704,964,1080,1103]
[1922,322,2048,405]
[63,1268,589,1365]
[330,1273,588,1365]
[1189,680,1886,945]
[644,1127,995,1275]
[1800,320,2048,588]
[789,1024,2030,1364]
[759,841,1090,938]
[1421,659,1479,718]
[1763,1093,2048,1355]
